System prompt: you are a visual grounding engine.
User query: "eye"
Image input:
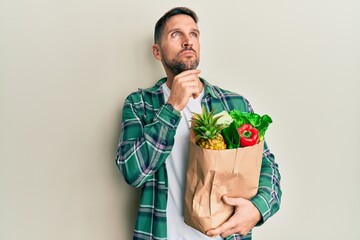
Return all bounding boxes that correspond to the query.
[171,31,181,38]
[190,32,199,38]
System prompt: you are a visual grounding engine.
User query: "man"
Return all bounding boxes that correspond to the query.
[116,7,281,240]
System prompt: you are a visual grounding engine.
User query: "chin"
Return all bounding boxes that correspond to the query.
[184,60,199,69]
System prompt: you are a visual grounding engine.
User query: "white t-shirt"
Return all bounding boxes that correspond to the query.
[162,83,223,240]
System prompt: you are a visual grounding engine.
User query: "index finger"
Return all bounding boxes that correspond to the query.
[176,69,201,78]
[205,221,233,237]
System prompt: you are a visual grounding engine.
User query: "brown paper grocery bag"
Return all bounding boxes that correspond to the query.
[184,132,264,233]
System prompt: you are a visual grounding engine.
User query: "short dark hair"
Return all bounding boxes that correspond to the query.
[154,7,198,44]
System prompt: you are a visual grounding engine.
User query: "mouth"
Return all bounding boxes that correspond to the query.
[180,49,196,57]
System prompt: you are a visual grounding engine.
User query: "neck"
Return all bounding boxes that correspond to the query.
[164,69,175,89]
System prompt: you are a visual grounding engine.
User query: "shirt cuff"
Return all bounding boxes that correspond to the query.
[155,104,181,129]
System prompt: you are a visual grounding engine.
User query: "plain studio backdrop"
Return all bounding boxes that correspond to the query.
[1,0,359,239]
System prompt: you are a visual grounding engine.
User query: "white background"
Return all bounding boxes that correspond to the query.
[1,1,359,239]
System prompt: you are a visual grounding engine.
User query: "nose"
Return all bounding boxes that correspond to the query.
[182,35,193,48]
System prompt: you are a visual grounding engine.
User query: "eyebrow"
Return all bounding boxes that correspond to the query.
[192,29,200,34]
[167,28,200,34]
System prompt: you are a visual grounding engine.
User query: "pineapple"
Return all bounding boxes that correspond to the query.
[191,107,227,150]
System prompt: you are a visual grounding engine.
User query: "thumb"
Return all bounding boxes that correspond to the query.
[222,196,244,206]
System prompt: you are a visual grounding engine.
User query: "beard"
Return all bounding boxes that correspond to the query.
[162,48,200,75]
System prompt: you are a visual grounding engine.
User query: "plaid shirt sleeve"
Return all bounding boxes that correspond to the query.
[247,102,282,226]
[116,91,181,188]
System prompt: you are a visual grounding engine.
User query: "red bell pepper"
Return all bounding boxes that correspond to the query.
[237,124,259,147]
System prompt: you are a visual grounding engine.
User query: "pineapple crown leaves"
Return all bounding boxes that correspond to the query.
[190,107,228,141]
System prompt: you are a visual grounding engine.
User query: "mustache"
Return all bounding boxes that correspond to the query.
[179,47,196,54]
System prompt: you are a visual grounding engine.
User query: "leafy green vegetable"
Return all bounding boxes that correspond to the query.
[257,114,272,141]
[229,109,250,128]
[221,122,240,149]
[229,110,272,141]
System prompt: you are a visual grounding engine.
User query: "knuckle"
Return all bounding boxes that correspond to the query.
[239,229,248,236]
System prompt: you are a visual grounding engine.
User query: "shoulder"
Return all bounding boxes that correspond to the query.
[204,80,252,112]
[213,84,245,98]
[124,78,165,104]
[202,78,246,98]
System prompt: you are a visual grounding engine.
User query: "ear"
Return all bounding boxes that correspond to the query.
[152,44,162,61]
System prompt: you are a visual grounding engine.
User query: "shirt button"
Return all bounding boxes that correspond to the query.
[170,118,176,124]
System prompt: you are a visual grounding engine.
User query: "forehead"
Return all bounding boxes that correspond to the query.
[163,14,199,32]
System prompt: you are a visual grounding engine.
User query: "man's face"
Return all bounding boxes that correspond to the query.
[156,14,200,75]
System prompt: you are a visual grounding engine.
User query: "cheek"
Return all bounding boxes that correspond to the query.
[159,44,169,57]
[193,41,200,51]
[163,44,180,57]
[195,44,200,56]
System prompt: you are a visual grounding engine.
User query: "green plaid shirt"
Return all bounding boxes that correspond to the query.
[116,78,281,240]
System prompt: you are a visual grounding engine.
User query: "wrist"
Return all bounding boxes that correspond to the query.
[166,100,181,112]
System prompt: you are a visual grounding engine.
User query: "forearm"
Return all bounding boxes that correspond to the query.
[116,99,181,187]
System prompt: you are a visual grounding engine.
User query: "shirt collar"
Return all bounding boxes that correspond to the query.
[141,77,220,99]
